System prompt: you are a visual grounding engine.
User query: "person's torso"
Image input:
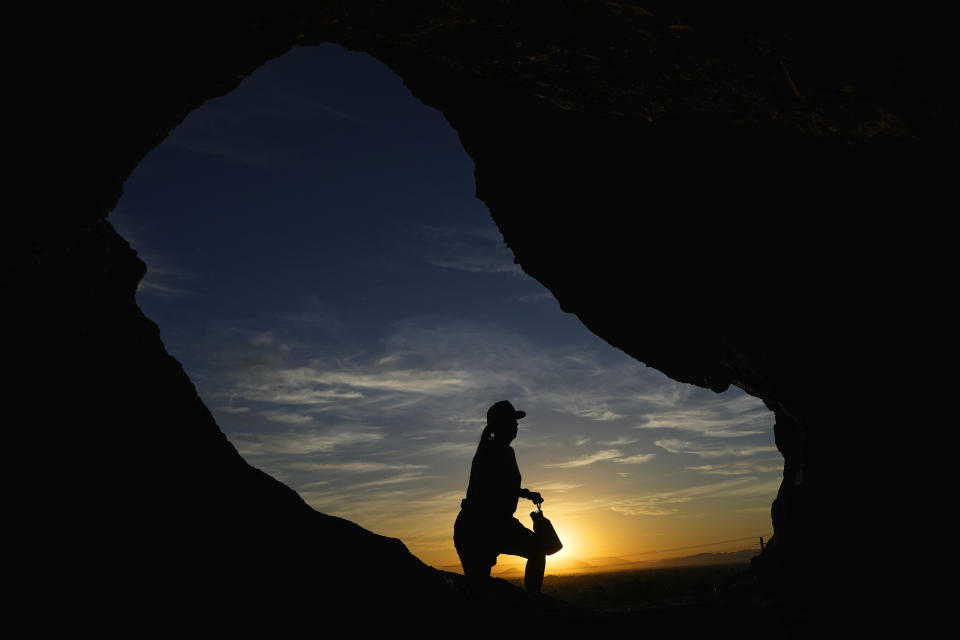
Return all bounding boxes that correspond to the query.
[464,443,521,518]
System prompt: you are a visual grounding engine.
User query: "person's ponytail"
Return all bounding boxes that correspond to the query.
[478,423,494,447]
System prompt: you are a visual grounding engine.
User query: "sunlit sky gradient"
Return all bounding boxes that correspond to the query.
[111,44,779,574]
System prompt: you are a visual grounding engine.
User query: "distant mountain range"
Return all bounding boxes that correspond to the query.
[439,548,759,577]
[578,548,758,574]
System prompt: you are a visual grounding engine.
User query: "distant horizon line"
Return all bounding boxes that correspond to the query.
[435,546,760,577]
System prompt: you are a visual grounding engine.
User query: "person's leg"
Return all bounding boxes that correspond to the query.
[455,511,495,580]
[523,553,545,593]
[499,518,546,593]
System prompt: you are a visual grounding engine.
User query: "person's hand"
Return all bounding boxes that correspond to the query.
[527,491,543,505]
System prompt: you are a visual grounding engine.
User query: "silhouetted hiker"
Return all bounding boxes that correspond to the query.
[454,400,547,593]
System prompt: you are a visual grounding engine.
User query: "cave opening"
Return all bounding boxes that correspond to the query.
[110,43,780,575]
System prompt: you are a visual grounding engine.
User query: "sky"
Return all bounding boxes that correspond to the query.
[110,44,780,574]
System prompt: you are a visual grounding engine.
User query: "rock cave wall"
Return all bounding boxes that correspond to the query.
[17,0,952,626]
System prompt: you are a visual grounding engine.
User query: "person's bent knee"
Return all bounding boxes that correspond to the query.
[462,561,492,578]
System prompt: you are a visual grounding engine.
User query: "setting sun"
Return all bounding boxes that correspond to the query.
[482,516,582,575]
[543,523,582,571]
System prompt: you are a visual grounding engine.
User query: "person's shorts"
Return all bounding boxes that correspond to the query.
[454,510,540,569]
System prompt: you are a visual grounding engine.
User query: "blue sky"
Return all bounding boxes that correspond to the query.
[111,44,780,571]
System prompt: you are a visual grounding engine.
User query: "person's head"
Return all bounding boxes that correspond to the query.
[480,400,526,445]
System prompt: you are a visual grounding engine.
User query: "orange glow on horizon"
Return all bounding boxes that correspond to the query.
[429,507,771,578]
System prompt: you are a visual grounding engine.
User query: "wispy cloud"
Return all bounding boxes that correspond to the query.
[251,331,275,347]
[136,279,195,299]
[710,478,783,498]
[655,439,778,459]
[686,459,783,475]
[543,450,623,468]
[614,453,656,464]
[260,410,316,425]
[215,405,251,414]
[109,213,198,301]
[164,136,282,168]
[232,366,473,407]
[239,386,365,406]
[610,478,753,516]
[526,481,584,492]
[157,79,366,170]
[305,369,474,394]
[251,89,366,124]
[345,473,437,490]
[517,291,555,303]
[131,254,197,300]
[426,255,524,275]
[416,441,478,458]
[230,429,384,456]
[574,408,624,422]
[636,394,770,438]
[542,446,655,468]
[419,225,524,276]
[283,461,428,473]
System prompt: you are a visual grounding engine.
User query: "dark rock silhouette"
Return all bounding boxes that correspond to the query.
[14,1,949,633]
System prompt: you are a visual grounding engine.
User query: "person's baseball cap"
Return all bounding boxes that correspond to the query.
[487,400,526,423]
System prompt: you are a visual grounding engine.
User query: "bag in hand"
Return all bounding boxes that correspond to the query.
[530,508,563,555]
